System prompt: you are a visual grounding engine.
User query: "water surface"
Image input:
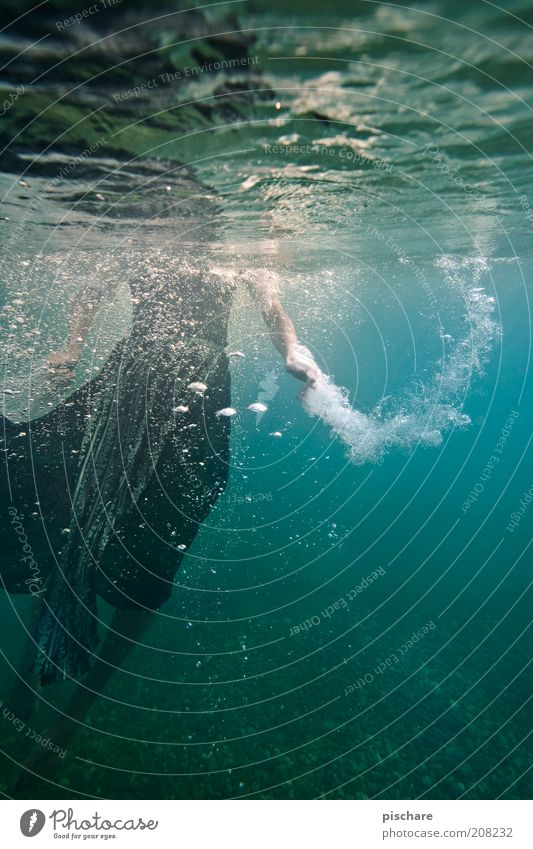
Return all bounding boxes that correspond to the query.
[0,0,531,799]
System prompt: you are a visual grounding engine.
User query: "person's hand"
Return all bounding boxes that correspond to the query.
[285,346,320,387]
[47,347,79,385]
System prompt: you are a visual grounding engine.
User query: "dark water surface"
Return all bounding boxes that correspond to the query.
[0,0,531,799]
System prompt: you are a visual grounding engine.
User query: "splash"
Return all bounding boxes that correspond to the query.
[300,258,499,465]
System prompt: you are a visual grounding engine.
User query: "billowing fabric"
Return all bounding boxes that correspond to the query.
[1,265,234,683]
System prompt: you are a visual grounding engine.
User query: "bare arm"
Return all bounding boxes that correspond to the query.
[48,283,113,378]
[244,271,319,386]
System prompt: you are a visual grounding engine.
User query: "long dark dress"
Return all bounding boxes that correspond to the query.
[1,258,234,683]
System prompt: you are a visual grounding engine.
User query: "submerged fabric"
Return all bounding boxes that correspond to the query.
[1,267,234,681]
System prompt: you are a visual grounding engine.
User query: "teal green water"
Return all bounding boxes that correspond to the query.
[0,0,531,799]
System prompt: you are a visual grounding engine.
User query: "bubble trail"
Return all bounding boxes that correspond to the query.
[300,260,499,465]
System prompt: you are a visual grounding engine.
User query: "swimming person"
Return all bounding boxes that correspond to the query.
[0,226,318,776]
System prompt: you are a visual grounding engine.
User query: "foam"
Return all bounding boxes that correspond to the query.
[300,258,498,465]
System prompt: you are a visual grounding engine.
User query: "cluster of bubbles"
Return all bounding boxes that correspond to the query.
[301,258,499,465]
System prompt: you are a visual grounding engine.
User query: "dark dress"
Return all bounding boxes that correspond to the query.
[1,260,234,683]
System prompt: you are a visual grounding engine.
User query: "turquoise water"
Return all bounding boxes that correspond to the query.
[0,0,531,799]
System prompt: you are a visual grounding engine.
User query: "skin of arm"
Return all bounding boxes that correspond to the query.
[245,272,319,386]
[47,284,114,378]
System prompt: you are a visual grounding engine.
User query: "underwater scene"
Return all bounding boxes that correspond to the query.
[0,0,531,800]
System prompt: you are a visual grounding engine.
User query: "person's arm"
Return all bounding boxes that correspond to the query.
[244,271,319,386]
[47,283,113,379]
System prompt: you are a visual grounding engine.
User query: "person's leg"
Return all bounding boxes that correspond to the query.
[1,409,69,723]
[1,383,92,696]
[64,605,155,726]
[15,348,231,785]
